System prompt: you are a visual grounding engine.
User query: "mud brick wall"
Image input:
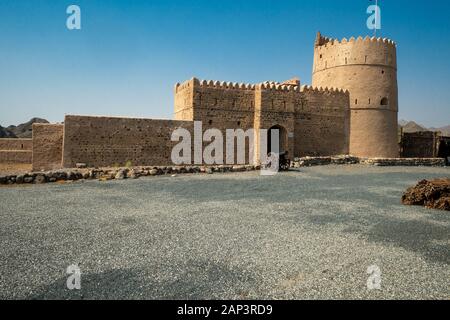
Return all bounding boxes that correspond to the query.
[294,87,350,157]
[62,115,195,168]
[401,132,438,158]
[0,139,32,151]
[0,150,32,164]
[175,78,351,160]
[32,124,64,171]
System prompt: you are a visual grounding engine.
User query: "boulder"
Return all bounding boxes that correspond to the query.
[67,171,77,180]
[232,165,246,172]
[23,176,34,183]
[115,170,126,180]
[15,175,24,184]
[35,174,47,184]
[129,169,139,179]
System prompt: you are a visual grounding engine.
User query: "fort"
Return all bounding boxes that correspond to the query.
[0,32,430,173]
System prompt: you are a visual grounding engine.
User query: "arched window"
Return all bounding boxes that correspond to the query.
[381,97,389,106]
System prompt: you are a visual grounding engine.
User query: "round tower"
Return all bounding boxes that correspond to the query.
[312,32,399,158]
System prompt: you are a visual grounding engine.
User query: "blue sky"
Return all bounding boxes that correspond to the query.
[0,0,449,127]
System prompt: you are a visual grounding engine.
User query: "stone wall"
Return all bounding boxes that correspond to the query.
[0,139,32,151]
[175,78,351,161]
[0,150,32,164]
[0,138,33,165]
[400,131,439,158]
[360,158,445,166]
[32,124,64,171]
[295,86,350,156]
[291,156,445,167]
[62,115,194,168]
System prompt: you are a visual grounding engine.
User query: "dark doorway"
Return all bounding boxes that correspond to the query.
[267,125,287,154]
[437,139,450,164]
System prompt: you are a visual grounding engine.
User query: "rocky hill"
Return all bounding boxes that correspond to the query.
[401,121,428,133]
[2,118,49,138]
[399,121,450,136]
[0,125,17,138]
[430,125,450,136]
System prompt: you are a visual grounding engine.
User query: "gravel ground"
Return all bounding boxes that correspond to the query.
[0,165,449,300]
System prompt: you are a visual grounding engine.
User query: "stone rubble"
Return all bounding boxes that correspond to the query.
[0,156,447,186]
[402,179,450,211]
[0,165,258,186]
[291,156,445,167]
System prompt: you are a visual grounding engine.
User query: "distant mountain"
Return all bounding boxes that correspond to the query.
[398,119,409,127]
[401,121,428,133]
[399,120,450,136]
[430,125,450,136]
[6,118,49,138]
[0,125,16,138]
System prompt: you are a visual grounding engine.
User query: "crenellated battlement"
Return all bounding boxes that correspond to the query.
[196,79,256,90]
[315,32,396,48]
[300,85,349,95]
[258,82,301,92]
[313,32,397,73]
[174,78,195,93]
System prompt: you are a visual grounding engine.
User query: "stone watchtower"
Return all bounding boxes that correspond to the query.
[312,32,399,158]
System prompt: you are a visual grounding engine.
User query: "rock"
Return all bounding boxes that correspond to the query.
[115,170,126,180]
[179,167,187,174]
[205,167,213,174]
[35,174,47,184]
[402,179,450,211]
[149,169,158,176]
[88,170,97,179]
[0,176,6,184]
[129,169,139,179]
[53,171,66,180]
[232,165,246,172]
[192,166,201,173]
[24,176,34,183]
[16,175,24,184]
[99,172,114,181]
[76,163,87,169]
[48,177,57,182]
[67,171,77,180]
